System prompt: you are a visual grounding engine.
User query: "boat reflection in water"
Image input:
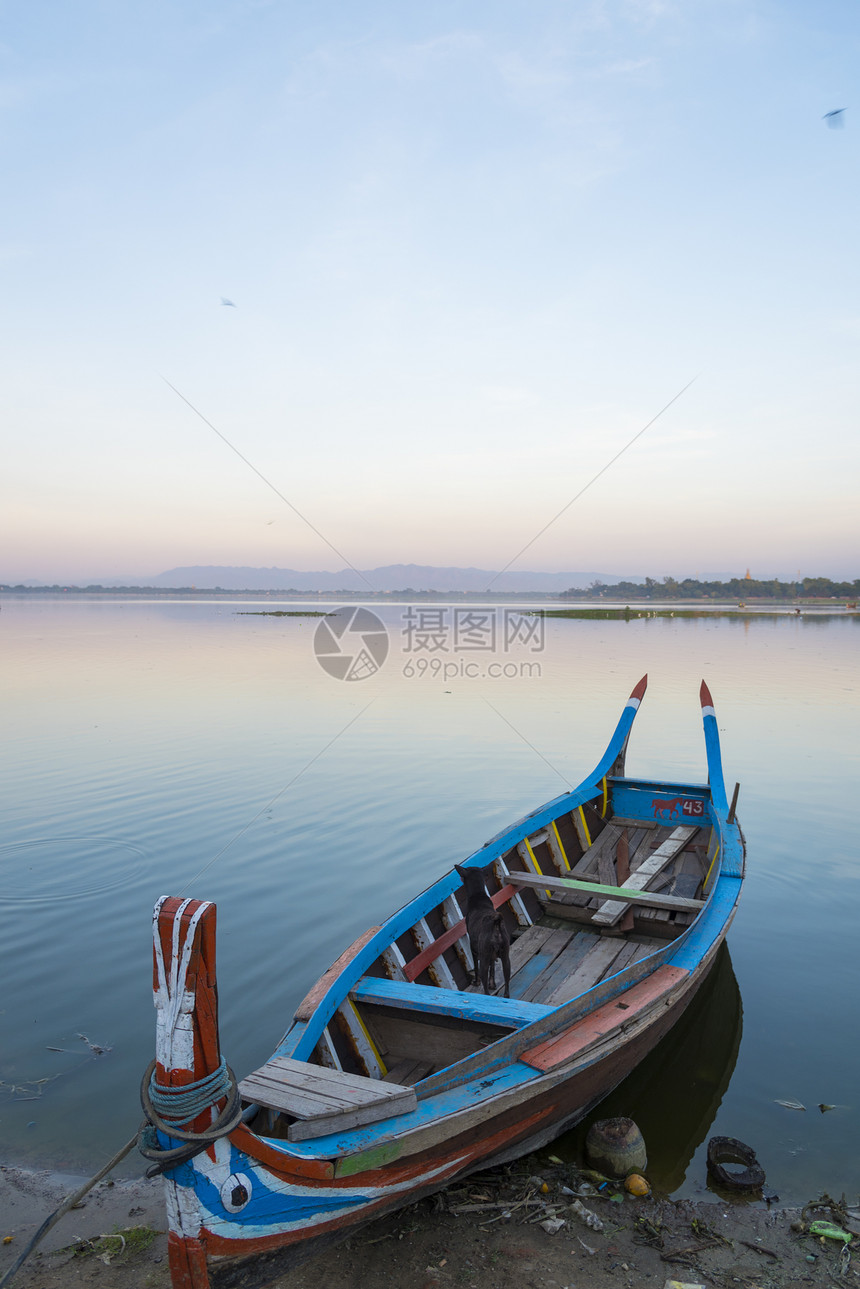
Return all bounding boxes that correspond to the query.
[563,942,742,1194]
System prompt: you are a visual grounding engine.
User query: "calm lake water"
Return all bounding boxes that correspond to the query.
[1,596,857,1203]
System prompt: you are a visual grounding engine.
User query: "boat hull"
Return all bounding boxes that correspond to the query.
[146,677,745,1289]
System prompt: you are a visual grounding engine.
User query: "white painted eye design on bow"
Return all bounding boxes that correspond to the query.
[220,1172,253,1213]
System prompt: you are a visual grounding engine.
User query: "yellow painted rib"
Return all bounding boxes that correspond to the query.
[601,777,608,817]
[577,805,592,848]
[523,837,543,876]
[524,837,552,899]
[551,818,570,871]
[702,839,721,894]
[348,999,387,1077]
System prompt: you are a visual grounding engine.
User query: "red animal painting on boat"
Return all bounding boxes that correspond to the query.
[652,796,706,822]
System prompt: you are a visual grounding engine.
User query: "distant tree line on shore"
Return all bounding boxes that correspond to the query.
[562,576,859,600]
[3,577,857,600]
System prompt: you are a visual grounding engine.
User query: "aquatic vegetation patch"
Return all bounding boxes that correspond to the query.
[67,1225,158,1264]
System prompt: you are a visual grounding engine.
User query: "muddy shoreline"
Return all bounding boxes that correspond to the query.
[2,1159,856,1289]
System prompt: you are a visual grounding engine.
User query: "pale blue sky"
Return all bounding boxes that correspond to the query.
[2,1,858,583]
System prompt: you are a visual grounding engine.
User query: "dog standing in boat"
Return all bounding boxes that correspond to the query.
[454,863,511,997]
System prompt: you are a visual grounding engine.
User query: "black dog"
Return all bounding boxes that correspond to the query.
[454,862,511,997]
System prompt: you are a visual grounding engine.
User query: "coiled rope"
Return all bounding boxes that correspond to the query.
[138,1057,243,1177]
[148,1056,234,1125]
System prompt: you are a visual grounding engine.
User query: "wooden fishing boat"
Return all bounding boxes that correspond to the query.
[141,676,745,1289]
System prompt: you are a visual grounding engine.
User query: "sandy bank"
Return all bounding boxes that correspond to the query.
[2,1159,856,1289]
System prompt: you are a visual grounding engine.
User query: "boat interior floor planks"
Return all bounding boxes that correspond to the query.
[460,915,665,1007]
[505,923,556,977]
[382,1057,434,1086]
[516,927,597,1004]
[506,924,580,1000]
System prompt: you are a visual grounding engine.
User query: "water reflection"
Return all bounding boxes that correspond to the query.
[1,598,857,1195]
[560,945,742,1194]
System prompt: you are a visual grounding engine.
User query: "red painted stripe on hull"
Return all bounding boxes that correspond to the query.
[230,1123,336,1180]
[202,1108,550,1260]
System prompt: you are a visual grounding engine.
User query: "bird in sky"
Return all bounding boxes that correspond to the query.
[221,297,237,307]
[823,109,845,128]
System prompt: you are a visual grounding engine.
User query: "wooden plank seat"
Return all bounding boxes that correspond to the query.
[507,871,705,914]
[238,1055,417,1142]
[351,975,553,1028]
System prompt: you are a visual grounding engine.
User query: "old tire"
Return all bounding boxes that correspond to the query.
[706,1136,765,1191]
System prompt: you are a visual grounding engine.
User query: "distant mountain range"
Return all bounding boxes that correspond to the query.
[90,564,644,593]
